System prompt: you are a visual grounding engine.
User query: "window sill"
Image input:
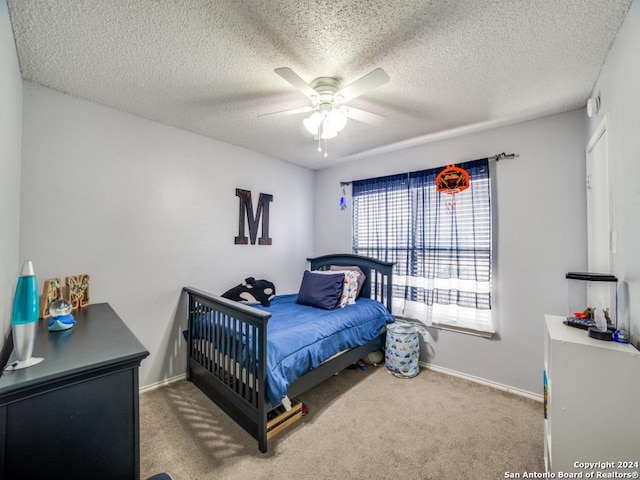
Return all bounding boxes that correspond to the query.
[431,322,496,338]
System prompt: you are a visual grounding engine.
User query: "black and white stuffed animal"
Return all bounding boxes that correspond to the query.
[221,277,276,307]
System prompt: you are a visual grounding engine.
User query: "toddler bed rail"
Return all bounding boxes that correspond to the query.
[183,287,271,451]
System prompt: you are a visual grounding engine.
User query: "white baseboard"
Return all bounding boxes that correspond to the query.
[139,373,187,394]
[421,362,543,402]
[138,366,543,402]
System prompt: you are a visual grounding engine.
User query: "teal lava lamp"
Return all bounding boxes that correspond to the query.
[5,260,44,370]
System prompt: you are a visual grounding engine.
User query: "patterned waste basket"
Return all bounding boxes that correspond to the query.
[385,321,420,378]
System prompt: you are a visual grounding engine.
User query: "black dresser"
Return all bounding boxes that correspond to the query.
[0,303,149,480]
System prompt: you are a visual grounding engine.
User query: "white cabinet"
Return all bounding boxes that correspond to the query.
[544,315,640,474]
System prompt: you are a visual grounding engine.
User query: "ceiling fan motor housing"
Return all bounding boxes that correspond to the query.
[310,77,344,106]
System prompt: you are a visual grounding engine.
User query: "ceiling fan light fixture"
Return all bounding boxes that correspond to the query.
[303,111,323,135]
[320,123,338,139]
[326,107,347,132]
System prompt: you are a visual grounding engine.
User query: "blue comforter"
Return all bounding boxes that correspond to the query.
[254,294,394,406]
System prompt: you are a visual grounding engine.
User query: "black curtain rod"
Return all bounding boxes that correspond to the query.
[339,152,518,186]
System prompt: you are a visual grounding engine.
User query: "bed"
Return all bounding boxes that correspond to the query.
[182,253,394,453]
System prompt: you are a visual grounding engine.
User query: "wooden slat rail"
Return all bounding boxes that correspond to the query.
[183,286,271,452]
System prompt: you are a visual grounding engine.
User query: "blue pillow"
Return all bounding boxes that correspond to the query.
[296,270,344,310]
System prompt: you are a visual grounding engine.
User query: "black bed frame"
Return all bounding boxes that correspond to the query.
[182,254,394,453]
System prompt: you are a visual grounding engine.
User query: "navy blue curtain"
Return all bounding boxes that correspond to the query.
[352,159,491,314]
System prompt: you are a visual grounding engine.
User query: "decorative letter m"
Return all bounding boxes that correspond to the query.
[234,189,273,245]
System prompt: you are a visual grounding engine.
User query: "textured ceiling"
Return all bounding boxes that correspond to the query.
[8,0,632,170]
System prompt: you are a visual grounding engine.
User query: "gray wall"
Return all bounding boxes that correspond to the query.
[19,83,315,387]
[588,0,640,349]
[0,0,22,349]
[314,110,587,395]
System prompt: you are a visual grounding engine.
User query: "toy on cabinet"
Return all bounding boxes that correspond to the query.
[47,299,76,332]
[565,272,617,341]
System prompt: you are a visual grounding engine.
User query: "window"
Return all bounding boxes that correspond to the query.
[352,159,493,335]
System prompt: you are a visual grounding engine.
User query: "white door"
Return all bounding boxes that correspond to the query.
[586,113,614,310]
[586,113,612,274]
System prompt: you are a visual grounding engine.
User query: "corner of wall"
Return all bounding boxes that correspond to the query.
[0,0,23,354]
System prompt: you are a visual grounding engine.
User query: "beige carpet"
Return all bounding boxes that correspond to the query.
[140,366,544,480]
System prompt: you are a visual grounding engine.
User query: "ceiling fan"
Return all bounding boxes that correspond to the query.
[261,67,390,155]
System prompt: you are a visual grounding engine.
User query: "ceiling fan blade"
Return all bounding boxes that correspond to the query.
[336,68,390,102]
[344,107,386,126]
[259,105,315,117]
[274,67,318,98]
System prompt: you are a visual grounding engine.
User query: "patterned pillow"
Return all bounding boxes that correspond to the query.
[329,265,366,297]
[341,270,360,305]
